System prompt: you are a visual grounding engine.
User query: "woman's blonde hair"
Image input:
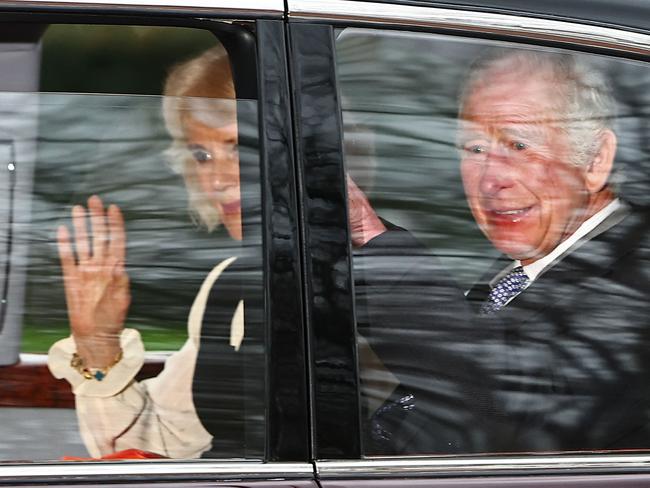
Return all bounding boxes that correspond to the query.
[162,43,236,231]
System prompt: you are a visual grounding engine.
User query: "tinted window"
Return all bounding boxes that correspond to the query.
[336,28,650,456]
[0,23,264,462]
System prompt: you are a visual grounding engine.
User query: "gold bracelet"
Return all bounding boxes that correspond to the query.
[70,350,123,381]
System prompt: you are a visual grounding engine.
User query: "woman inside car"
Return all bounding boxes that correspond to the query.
[47,43,255,459]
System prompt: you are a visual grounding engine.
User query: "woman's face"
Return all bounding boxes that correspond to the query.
[183,115,242,241]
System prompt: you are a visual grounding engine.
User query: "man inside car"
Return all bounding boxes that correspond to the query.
[350,49,650,455]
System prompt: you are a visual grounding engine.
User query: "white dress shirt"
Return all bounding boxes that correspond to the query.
[487,198,624,305]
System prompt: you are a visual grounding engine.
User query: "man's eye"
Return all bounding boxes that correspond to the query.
[511,141,528,151]
[189,145,213,164]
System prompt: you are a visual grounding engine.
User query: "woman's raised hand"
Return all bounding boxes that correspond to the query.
[57,195,130,368]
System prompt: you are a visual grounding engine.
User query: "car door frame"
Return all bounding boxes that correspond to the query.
[0,0,313,484]
[286,0,650,484]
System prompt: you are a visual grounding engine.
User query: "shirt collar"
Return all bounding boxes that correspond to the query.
[515,198,622,282]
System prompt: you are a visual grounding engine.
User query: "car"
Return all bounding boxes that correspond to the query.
[0,0,648,486]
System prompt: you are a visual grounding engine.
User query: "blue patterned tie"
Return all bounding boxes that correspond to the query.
[480,266,529,315]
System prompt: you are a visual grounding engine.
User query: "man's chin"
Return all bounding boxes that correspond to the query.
[491,238,539,263]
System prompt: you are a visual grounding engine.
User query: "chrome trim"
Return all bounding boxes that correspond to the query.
[1,0,283,16]
[18,351,170,365]
[288,0,649,55]
[316,455,650,477]
[0,461,313,481]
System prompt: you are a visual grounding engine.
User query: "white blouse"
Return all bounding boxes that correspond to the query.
[47,256,244,459]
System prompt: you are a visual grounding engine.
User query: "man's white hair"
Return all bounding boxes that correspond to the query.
[460,49,617,168]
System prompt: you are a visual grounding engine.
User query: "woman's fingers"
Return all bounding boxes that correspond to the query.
[89,195,108,260]
[65,197,126,278]
[57,197,130,353]
[107,203,126,265]
[71,204,90,262]
[56,224,76,285]
[67,196,118,265]
[57,224,83,329]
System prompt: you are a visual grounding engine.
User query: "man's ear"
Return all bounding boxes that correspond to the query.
[585,129,617,193]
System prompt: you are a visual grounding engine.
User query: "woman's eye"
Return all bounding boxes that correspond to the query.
[189,145,213,164]
[464,144,486,155]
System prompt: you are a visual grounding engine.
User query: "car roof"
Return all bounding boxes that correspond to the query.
[355,0,650,34]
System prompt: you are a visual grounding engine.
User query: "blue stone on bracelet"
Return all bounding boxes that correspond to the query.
[94,371,105,381]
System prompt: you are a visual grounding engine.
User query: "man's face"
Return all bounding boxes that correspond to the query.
[459,69,592,265]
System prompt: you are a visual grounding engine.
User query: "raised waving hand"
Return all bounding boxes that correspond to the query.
[347,174,386,247]
[57,195,130,368]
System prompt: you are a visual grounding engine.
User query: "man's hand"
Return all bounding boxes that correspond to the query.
[347,174,386,247]
[57,195,130,368]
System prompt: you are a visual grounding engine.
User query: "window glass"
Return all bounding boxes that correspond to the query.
[336,28,650,456]
[0,24,264,462]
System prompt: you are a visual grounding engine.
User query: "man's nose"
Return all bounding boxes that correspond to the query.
[478,144,514,196]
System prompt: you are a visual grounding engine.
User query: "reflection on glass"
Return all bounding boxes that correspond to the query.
[338,30,650,456]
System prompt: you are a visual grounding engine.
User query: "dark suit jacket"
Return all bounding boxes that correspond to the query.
[356,206,650,455]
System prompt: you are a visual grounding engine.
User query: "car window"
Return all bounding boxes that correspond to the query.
[0,22,265,462]
[336,27,650,456]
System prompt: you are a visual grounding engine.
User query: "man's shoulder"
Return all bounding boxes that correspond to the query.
[592,203,650,252]
[606,204,650,273]
[552,203,650,291]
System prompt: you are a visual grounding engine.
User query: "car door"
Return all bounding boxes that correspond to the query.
[288,0,650,486]
[0,1,314,486]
